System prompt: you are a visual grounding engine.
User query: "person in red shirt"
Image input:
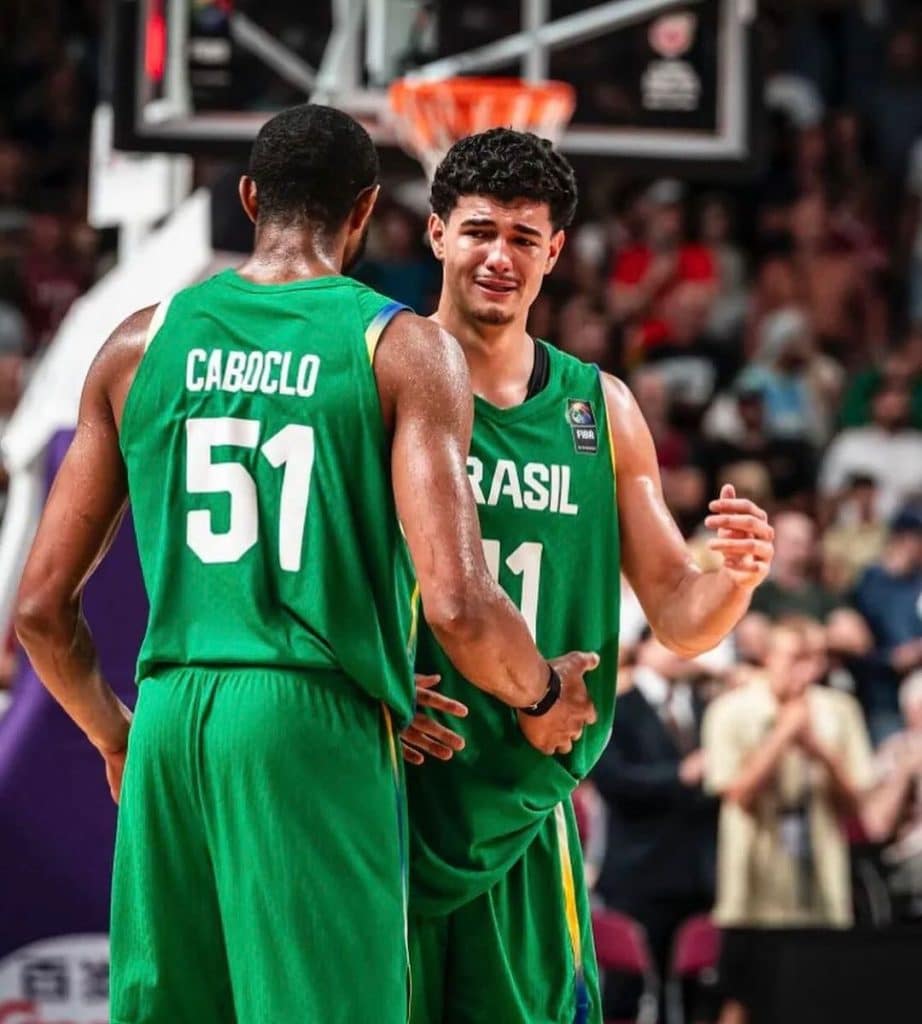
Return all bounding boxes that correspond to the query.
[609,179,717,355]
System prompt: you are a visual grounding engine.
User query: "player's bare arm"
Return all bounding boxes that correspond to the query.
[375,312,597,754]
[15,306,153,802]
[603,373,773,658]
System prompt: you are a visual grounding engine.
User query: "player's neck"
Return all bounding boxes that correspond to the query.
[238,225,346,283]
[431,302,534,409]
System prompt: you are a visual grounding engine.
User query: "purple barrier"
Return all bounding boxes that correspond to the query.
[0,429,148,963]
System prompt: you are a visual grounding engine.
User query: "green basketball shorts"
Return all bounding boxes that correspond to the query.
[110,667,408,1024]
[408,801,601,1024]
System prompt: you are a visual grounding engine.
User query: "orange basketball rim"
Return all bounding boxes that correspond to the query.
[388,77,577,179]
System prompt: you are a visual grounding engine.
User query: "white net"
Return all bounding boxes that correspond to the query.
[388,77,576,179]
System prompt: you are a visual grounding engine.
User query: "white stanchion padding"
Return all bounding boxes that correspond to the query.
[1,188,213,474]
[0,460,45,640]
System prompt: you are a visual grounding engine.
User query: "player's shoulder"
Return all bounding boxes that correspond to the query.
[379,311,464,368]
[94,305,159,372]
[595,370,644,442]
[373,311,469,409]
[78,303,159,415]
[596,370,632,408]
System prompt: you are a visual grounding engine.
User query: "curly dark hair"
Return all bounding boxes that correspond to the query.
[430,128,578,232]
[248,103,379,233]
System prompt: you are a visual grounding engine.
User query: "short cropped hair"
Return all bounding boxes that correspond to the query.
[430,128,578,232]
[248,104,379,232]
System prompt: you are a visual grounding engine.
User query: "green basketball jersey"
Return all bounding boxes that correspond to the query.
[119,270,418,725]
[407,342,621,916]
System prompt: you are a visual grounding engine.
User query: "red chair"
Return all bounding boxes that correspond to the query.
[591,908,659,1024]
[666,914,721,1024]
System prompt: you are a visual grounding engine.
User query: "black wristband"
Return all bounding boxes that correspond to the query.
[518,665,562,717]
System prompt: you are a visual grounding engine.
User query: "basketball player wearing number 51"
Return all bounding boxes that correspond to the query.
[403,129,775,1024]
[12,106,600,1024]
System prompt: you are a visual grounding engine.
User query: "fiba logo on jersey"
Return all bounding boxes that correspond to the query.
[648,13,696,59]
[566,400,598,454]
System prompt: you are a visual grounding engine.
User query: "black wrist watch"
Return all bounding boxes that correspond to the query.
[518,665,562,717]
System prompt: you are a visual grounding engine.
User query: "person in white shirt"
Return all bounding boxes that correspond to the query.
[819,381,922,519]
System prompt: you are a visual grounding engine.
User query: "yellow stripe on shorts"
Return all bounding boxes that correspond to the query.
[554,802,583,973]
[381,705,412,1022]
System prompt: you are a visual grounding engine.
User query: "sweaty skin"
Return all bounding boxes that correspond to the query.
[402,193,773,765]
[15,180,599,803]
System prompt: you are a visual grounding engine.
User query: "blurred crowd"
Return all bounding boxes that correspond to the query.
[0,1,920,1019]
[0,1,107,519]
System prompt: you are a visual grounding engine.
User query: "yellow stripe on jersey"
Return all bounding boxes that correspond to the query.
[406,581,421,655]
[601,372,618,483]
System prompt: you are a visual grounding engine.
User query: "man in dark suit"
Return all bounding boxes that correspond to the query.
[592,635,719,1020]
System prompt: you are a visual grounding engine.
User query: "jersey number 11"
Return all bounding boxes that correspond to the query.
[482,539,543,639]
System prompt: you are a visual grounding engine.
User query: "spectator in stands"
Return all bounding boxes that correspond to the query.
[698,193,747,343]
[572,779,607,892]
[744,242,801,357]
[819,380,922,519]
[698,371,817,504]
[20,212,85,354]
[630,364,691,472]
[823,606,896,742]
[867,22,922,185]
[905,137,922,327]
[644,283,720,412]
[751,305,843,444]
[703,620,876,1024]
[821,473,888,593]
[608,178,717,355]
[593,635,717,1023]
[355,201,439,313]
[734,612,772,669]
[868,671,922,921]
[557,293,620,373]
[788,190,887,363]
[750,511,839,621]
[627,364,712,535]
[852,506,922,742]
[837,332,922,430]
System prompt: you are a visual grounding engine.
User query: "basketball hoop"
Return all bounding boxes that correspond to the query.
[387,77,576,180]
